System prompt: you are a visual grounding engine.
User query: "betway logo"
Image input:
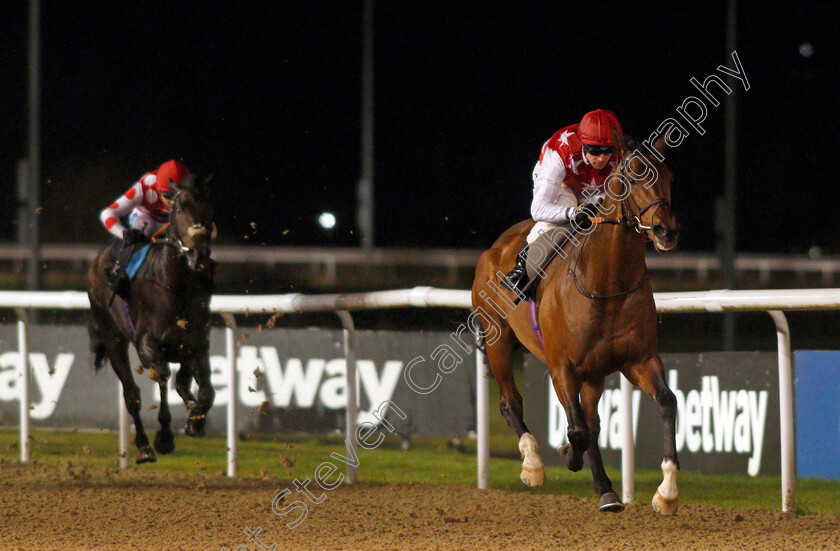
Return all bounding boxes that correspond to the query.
[670,371,768,476]
[0,352,74,419]
[158,346,403,426]
[547,372,769,476]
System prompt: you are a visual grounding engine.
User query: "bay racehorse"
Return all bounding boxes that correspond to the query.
[87,174,216,463]
[472,131,681,514]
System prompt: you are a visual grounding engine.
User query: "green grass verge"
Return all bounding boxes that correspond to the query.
[2,428,839,516]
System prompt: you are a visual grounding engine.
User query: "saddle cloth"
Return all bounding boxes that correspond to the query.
[126,243,152,279]
[110,242,152,280]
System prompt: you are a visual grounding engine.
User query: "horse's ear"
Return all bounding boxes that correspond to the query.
[202,175,213,195]
[612,127,629,158]
[654,133,668,155]
[180,174,197,191]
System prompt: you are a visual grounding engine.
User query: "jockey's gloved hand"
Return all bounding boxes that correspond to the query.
[123,228,149,245]
[570,205,596,231]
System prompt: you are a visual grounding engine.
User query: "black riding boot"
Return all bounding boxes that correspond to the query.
[108,241,135,300]
[501,244,530,297]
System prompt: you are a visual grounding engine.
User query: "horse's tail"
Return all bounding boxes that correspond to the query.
[87,313,108,371]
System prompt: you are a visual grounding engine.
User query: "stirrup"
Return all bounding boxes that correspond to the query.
[501,268,529,295]
[107,266,131,301]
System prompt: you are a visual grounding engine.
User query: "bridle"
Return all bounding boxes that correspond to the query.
[600,155,671,235]
[152,188,212,261]
[568,153,669,300]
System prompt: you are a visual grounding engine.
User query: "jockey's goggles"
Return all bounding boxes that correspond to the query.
[583,144,615,156]
[160,189,175,200]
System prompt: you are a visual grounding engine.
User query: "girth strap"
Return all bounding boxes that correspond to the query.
[528,298,545,350]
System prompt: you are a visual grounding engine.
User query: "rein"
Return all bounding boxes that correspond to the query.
[151,224,192,254]
[567,232,649,300]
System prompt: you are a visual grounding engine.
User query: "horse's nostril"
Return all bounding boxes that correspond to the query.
[653,225,668,238]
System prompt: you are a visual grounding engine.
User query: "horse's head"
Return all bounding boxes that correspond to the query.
[169,174,215,269]
[608,129,680,252]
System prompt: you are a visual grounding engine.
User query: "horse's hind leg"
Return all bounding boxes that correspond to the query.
[87,313,108,369]
[624,356,679,515]
[482,322,546,487]
[581,380,624,512]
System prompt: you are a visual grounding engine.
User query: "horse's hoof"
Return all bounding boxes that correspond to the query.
[599,492,625,513]
[652,490,679,515]
[136,446,157,464]
[154,431,175,454]
[185,421,206,438]
[520,465,546,487]
[558,443,583,472]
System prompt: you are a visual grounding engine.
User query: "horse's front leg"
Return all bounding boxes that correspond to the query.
[182,352,215,437]
[549,361,588,472]
[154,379,176,454]
[581,380,624,512]
[624,356,679,515]
[136,334,175,454]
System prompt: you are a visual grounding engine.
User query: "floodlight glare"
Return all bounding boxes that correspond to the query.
[318,212,336,229]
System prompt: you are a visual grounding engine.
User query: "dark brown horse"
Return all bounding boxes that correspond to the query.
[87,175,215,463]
[472,131,681,514]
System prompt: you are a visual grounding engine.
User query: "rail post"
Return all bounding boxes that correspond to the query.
[337,310,358,484]
[768,310,795,512]
[15,308,31,463]
[222,313,239,477]
[118,381,130,469]
[620,376,635,504]
[476,347,490,489]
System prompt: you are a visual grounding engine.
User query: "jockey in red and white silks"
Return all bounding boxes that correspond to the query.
[502,110,624,297]
[100,160,190,299]
[527,109,623,244]
[100,160,190,240]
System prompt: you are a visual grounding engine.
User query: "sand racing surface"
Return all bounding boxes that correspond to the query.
[1,461,838,550]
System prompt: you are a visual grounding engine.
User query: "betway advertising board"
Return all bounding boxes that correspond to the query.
[524,352,781,476]
[0,326,474,438]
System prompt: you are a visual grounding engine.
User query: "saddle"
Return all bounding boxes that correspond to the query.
[517,220,582,302]
[109,240,153,281]
[107,240,153,305]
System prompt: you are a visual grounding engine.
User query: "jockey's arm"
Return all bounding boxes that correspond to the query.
[530,149,577,223]
[100,182,144,239]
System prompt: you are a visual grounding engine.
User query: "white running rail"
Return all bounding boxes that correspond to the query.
[4,287,840,512]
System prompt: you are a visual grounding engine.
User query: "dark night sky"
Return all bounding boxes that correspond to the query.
[0,2,836,252]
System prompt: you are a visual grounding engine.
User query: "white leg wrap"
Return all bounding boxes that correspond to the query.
[651,459,679,515]
[518,433,546,487]
[657,459,679,501]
